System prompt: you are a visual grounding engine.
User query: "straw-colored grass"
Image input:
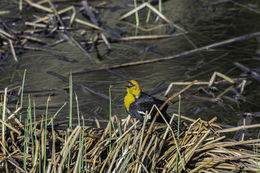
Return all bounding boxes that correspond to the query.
[0,100,259,172]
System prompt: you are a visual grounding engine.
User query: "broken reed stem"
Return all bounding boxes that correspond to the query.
[173,113,221,128]
[198,138,260,152]
[8,39,18,62]
[119,2,171,24]
[0,28,15,40]
[217,123,260,133]
[25,0,52,12]
[26,2,101,30]
[118,33,185,41]
[0,116,21,135]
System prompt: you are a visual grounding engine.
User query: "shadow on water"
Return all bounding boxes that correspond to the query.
[0,0,260,134]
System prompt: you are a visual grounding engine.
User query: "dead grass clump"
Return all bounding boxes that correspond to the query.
[0,105,259,172]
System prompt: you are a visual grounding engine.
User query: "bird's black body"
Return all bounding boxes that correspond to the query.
[129,92,170,123]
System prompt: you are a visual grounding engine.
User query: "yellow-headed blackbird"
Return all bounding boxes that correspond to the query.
[124,80,171,123]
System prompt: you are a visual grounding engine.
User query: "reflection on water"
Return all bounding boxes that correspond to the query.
[0,0,259,129]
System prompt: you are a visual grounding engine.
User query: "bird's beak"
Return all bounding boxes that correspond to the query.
[127,81,134,88]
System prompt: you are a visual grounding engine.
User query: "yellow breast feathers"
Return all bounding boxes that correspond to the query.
[124,92,135,112]
[124,80,141,112]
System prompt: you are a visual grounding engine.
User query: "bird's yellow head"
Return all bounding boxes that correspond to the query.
[124,80,141,112]
[127,80,141,98]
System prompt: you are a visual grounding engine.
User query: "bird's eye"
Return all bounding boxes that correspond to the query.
[127,82,134,88]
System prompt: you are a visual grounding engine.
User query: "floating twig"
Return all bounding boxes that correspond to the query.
[119,2,171,24]
[234,62,260,81]
[8,39,18,62]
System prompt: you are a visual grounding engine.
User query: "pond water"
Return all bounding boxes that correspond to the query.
[0,0,260,131]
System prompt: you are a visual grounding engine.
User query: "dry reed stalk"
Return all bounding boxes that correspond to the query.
[136,114,148,172]
[74,18,102,30]
[198,138,260,152]
[6,107,22,120]
[0,11,10,15]
[118,33,185,41]
[181,118,202,146]
[0,28,15,40]
[208,72,235,87]
[179,130,211,172]
[0,117,21,135]
[94,117,100,128]
[8,40,18,62]
[73,143,83,173]
[20,35,48,45]
[6,156,24,172]
[123,22,171,32]
[25,0,52,12]
[25,22,52,28]
[174,113,221,128]
[119,2,171,24]
[217,123,260,133]
[203,136,226,146]
[0,98,259,172]
[100,33,111,50]
[28,4,101,31]
[106,134,129,172]
[58,126,81,172]
[60,126,81,156]
[1,88,7,172]
[164,79,243,88]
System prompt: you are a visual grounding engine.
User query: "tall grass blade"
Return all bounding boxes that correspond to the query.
[69,72,73,129]
[75,93,80,126]
[77,131,83,173]
[33,101,37,156]
[175,94,181,172]
[145,0,151,23]
[159,0,162,13]
[39,114,44,173]
[43,96,50,172]
[19,69,27,121]
[109,85,112,151]
[47,102,67,126]
[67,72,73,172]
[27,95,35,165]
[134,0,139,26]
[81,115,87,172]
[23,119,28,171]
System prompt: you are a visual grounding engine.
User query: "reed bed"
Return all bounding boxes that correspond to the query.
[0,103,259,172]
[1,73,259,172]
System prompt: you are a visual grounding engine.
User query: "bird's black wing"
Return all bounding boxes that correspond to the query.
[129,92,169,122]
